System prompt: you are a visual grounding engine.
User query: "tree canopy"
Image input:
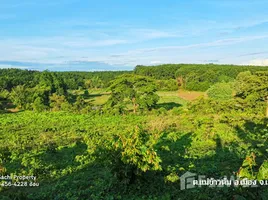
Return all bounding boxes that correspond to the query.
[235,71,268,117]
[207,82,233,101]
[175,64,268,91]
[106,74,159,113]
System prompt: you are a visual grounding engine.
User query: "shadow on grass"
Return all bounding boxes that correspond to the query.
[0,109,24,114]
[1,141,110,200]
[38,141,88,169]
[156,102,182,110]
[2,118,268,200]
[235,118,268,165]
[0,100,19,114]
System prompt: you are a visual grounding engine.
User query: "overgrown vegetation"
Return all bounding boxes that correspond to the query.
[175,64,268,91]
[0,65,267,199]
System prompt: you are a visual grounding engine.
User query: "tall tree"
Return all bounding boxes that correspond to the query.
[9,85,29,109]
[32,97,46,112]
[49,93,69,111]
[207,82,233,101]
[235,71,268,117]
[106,74,159,113]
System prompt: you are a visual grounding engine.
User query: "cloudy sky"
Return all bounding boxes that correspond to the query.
[1,0,268,71]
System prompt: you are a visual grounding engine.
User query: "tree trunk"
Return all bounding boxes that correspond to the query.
[132,97,137,113]
[266,99,268,118]
[177,76,184,88]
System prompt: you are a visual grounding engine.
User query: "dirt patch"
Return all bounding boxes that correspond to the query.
[6,108,20,113]
[178,90,205,101]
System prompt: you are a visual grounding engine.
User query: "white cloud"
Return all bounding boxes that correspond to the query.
[70,35,268,66]
[1,28,268,68]
[247,59,268,66]
[0,64,29,69]
[61,39,127,48]
[0,37,127,49]
[150,61,162,64]
[128,29,181,40]
[0,36,129,64]
[113,35,268,57]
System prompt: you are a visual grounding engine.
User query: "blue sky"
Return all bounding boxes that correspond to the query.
[1,0,268,71]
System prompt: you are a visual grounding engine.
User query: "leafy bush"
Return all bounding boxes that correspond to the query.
[207,82,233,101]
[106,74,159,113]
[155,79,178,91]
[105,126,162,185]
[175,64,268,91]
[32,97,47,112]
[171,107,183,115]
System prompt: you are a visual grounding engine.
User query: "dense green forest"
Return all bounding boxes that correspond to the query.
[0,69,131,91]
[0,64,268,200]
[134,64,268,91]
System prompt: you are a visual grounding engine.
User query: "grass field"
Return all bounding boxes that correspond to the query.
[87,89,110,106]
[157,91,188,105]
[87,90,189,108]
[2,89,205,114]
[1,108,266,199]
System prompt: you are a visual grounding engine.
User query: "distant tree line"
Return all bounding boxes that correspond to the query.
[0,68,38,91]
[0,69,131,113]
[134,64,180,79]
[134,63,268,91]
[1,65,267,114]
[55,71,132,89]
[175,64,268,91]
[0,69,131,91]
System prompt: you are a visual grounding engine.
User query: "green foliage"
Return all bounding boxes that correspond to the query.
[0,69,131,92]
[155,107,168,115]
[134,64,180,79]
[84,76,104,89]
[37,71,67,95]
[237,153,257,179]
[258,161,268,180]
[171,107,183,115]
[188,97,265,117]
[49,93,70,111]
[1,67,268,199]
[0,108,268,199]
[73,96,86,110]
[0,89,9,99]
[175,64,268,91]
[72,96,92,114]
[155,79,178,91]
[235,71,268,117]
[32,97,47,112]
[107,126,162,184]
[57,70,131,89]
[238,154,268,181]
[106,74,159,113]
[0,68,37,91]
[235,71,268,102]
[207,82,233,101]
[9,85,29,109]
[0,89,9,110]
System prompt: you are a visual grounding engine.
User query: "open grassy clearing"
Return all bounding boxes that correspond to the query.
[177,90,206,101]
[157,91,188,105]
[86,90,188,108]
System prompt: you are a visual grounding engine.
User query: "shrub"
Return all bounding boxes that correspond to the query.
[207,82,233,101]
[156,79,178,91]
[171,107,183,115]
